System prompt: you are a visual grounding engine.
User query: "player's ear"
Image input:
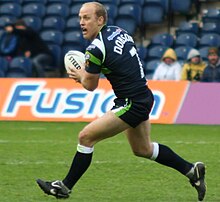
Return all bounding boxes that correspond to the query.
[97,16,104,26]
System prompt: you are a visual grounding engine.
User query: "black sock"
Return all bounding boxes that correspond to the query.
[63,151,93,190]
[155,144,193,175]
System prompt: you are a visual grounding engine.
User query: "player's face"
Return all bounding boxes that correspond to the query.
[79,4,104,41]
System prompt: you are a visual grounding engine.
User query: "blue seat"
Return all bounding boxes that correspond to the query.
[47,0,72,5]
[115,4,141,35]
[22,0,47,4]
[145,59,160,74]
[70,4,83,16]
[202,8,220,23]
[63,31,85,49]
[137,46,148,61]
[1,0,22,3]
[171,0,192,13]
[22,3,46,17]
[175,33,198,48]
[150,33,174,47]
[176,21,199,36]
[199,33,220,47]
[22,16,42,32]
[0,3,22,18]
[147,45,168,60]
[6,57,32,78]
[103,3,118,21]
[66,16,81,31]
[0,16,16,29]
[120,0,144,6]
[174,46,192,60]
[48,44,62,68]
[97,0,120,5]
[142,0,164,24]
[0,57,9,77]
[198,47,209,61]
[200,22,220,36]
[42,16,66,31]
[46,3,70,18]
[40,30,64,45]
[161,0,193,14]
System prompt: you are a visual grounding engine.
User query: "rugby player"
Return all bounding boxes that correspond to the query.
[37,2,206,201]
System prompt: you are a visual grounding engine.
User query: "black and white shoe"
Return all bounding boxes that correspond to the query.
[189,162,206,201]
[36,179,71,199]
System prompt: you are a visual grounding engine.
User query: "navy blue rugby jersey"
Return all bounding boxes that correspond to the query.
[85,25,147,98]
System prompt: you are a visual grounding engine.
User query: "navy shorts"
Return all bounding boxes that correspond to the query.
[111,88,154,128]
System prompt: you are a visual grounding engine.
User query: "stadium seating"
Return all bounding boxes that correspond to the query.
[22,0,47,4]
[202,8,220,23]
[0,3,22,18]
[171,0,192,14]
[70,4,83,17]
[198,46,209,61]
[147,45,168,60]
[63,30,86,50]
[174,46,192,60]
[0,16,16,29]
[115,4,142,35]
[137,46,148,61]
[120,0,144,6]
[99,0,121,5]
[103,3,118,22]
[175,33,198,48]
[6,57,32,78]
[149,33,174,47]
[23,16,42,31]
[142,0,164,24]
[199,33,220,47]
[65,16,81,31]
[48,44,62,68]
[144,59,160,78]
[175,21,199,36]
[200,22,220,36]
[46,3,70,18]
[42,16,66,31]
[0,57,9,77]
[22,3,46,17]
[40,30,64,45]
[47,0,72,5]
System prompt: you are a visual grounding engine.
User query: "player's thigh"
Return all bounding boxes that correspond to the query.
[125,120,152,157]
[79,111,130,146]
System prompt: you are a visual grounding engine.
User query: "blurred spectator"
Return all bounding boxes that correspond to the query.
[152,48,182,80]
[201,47,220,82]
[0,24,18,60]
[5,19,54,77]
[181,49,206,81]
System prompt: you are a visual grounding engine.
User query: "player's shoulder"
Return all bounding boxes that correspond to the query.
[101,25,127,40]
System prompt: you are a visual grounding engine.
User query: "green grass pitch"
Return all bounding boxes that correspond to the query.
[0,121,219,202]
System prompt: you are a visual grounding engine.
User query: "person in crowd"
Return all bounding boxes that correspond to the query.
[36,2,206,201]
[181,49,206,81]
[201,47,220,82]
[5,19,54,77]
[152,48,182,80]
[0,24,18,61]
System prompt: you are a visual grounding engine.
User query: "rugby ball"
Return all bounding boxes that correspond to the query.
[64,50,85,72]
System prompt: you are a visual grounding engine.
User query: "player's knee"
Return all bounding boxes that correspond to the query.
[78,130,93,147]
[132,147,152,158]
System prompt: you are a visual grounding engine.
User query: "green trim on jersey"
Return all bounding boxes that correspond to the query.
[101,66,111,74]
[85,51,102,66]
[115,99,132,117]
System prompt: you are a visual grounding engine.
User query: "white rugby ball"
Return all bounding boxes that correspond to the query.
[64,50,85,72]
